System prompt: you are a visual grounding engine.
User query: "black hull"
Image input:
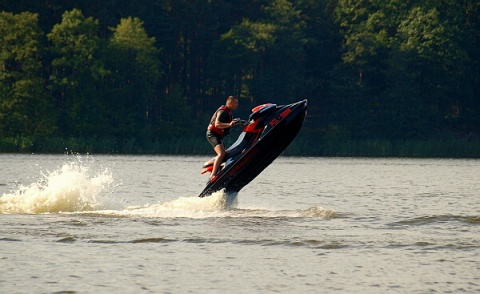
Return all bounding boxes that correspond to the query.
[198,100,307,198]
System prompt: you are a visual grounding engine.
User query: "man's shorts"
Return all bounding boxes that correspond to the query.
[206,130,223,148]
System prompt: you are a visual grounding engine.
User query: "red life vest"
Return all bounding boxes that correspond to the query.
[208,105,232,136]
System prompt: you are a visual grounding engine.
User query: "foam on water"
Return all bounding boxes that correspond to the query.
[0,156,120,214]
[110,193,335,219]
[0,155,334,219]
[115,190,240,218]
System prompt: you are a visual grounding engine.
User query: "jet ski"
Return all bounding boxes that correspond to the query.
[198,99,307,198]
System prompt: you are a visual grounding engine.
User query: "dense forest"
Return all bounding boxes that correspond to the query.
[1,0,479,157]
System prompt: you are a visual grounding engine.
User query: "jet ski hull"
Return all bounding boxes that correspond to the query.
[198,100,307,198]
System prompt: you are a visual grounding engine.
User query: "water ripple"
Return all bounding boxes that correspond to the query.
[130,237,177,243]
[389,214,480,226]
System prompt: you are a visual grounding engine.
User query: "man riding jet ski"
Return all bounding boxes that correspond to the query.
[199,99,307,198]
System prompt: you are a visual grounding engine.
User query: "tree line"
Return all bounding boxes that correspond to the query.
[1,0,479,156]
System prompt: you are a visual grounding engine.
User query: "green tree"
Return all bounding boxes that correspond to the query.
[1,1,479,154]
[252,0,308,103]
[209,0,307,105]
[330,0,474,139]
[396,6,469,134]
[210,18,276,99]
[107,16,162,138]
[331,0,392,138]
[158,85,197,136]
[47,9,107,136]
[0,11,54,138]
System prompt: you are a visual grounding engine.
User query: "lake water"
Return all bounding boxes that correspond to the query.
[1,154,479,293]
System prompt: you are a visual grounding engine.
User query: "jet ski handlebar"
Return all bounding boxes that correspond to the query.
[233,118,248,127]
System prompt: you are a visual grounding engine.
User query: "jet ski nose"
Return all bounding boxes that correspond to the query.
[290,99,307,107]
[297,99,307,109]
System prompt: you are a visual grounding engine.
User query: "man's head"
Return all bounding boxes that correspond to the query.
[226,96,239,111]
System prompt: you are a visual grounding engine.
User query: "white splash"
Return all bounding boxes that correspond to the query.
[0,154,333,219]
[121,190,239,218]
[0,157,119,214]
[107,191,335,219]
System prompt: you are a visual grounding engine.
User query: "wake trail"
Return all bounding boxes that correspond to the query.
[0,156,334,219]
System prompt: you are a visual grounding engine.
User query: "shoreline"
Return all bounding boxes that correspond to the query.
[1,136,479,158]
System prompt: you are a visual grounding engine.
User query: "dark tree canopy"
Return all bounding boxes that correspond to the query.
[1,0,479,156]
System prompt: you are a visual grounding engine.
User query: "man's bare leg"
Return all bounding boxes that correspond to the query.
[211,144,226,180]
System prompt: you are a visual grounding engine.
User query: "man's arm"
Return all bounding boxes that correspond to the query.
[214,110,236,129]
